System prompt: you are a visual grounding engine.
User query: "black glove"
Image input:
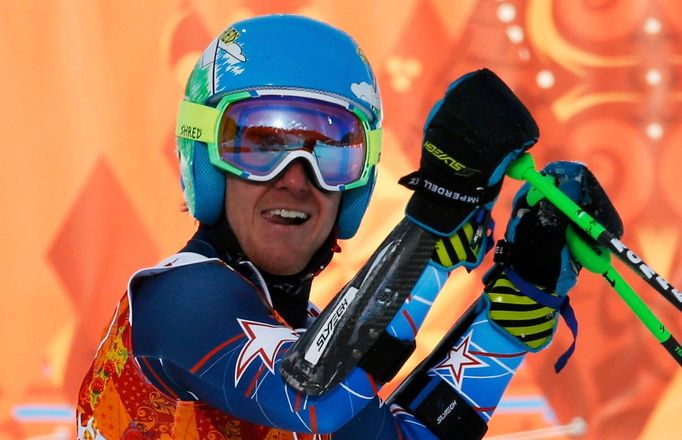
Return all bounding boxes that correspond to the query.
[500,161,624,293]
[400,68,539,236]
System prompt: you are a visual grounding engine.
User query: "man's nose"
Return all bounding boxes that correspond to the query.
[274,160,315,194]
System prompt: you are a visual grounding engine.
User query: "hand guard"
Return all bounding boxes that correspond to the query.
[400,68,539,236]
[499,161,623,293]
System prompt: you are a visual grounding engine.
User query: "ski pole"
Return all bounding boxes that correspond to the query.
[506,153,682,312]
[565,227,682,367]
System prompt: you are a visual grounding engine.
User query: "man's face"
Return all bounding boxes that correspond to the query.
[225,161,342,276]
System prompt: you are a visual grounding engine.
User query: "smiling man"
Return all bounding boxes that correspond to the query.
[76,14,622,440]
[225,162,341,276]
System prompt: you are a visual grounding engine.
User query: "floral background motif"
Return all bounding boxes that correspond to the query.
[0,0,680,438]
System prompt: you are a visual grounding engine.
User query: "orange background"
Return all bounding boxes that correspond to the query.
[1,1,680,438]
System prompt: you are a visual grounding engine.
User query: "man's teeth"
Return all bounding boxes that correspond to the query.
[268,209,309,220]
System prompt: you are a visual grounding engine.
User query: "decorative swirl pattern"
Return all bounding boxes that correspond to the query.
[207,429,229,439]
[527,0,638,75]
[552,0,648,44]
[565,117,654,225]
[134,405,162,432]
[659,125,682,219]
[146,391,175,415]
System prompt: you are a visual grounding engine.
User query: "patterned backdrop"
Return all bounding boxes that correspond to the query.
[1,0,680,438]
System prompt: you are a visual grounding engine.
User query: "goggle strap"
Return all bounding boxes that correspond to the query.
[367,128,382,166]
[176,101,220,144]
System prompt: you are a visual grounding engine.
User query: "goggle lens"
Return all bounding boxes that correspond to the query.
[218,96,366,188]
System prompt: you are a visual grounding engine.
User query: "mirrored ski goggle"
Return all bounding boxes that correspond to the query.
[176,91,382,191]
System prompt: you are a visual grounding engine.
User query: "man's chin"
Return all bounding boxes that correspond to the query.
[250,251,311,277]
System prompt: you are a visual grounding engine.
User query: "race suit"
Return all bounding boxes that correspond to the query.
[76,226,440,439]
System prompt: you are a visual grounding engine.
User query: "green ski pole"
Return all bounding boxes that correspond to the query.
[507,153,682,312]
[565,227,682,367]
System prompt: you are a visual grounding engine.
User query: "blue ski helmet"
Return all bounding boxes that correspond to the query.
[176,14,382,239]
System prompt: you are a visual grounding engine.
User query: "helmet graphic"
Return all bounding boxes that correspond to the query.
[176,14,382,239]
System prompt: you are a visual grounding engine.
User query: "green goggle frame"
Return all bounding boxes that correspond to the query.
[176,90,382,191]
